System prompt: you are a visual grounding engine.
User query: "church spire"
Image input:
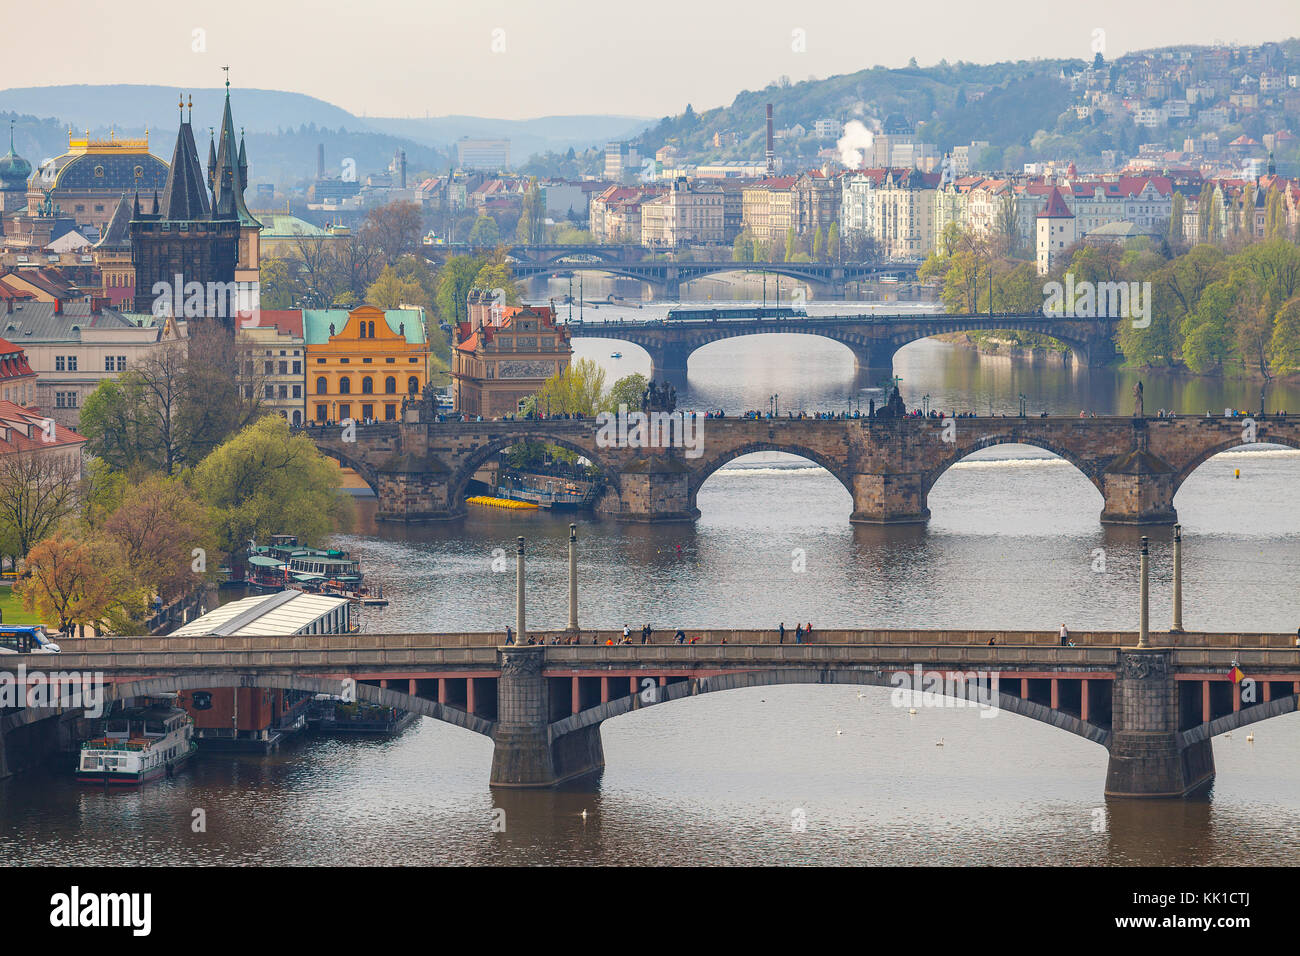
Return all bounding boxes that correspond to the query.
[211,75,259,227]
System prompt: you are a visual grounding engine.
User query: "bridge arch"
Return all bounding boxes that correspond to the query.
[687,443,855,511]
[312,442,381,496]
[1172,436,1300,488]
[102,672,494,738]
[922,436,1106,498]
[551,668,1111,747]
[447,430,621,504]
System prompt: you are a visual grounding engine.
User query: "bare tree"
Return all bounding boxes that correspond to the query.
[0,448,82,560]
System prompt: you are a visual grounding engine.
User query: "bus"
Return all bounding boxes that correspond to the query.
[0,625,61,654]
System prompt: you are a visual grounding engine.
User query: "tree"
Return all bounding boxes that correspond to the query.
[367,265,425,309]
[732,232,753,262]
[80,341,187,475]
[473,254,521,305]
[435,254,487,327]
[827,221,841,262]
[604,373,648,413]
[360,200,424,264]
[0,449,81,565]
[468,213,500,246]
[101,475,217,603]
[784,227,798,262]
[1179,278,1235,373]
[516,178,545,245]
[191,416,352,558]
[17,533,143,636]
[178,324,267,466]
[812,226,825,260]
[533,358,607,417]
[1168,192,1186,245]
[1269,296,1300,375]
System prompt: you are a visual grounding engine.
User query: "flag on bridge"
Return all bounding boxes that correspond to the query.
[1229,665,1246,684]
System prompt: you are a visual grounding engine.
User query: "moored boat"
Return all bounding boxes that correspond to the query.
[76,701,196,786]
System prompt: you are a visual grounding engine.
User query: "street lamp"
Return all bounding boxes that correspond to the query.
[1018,393,1027,417]
[922,393,931,416]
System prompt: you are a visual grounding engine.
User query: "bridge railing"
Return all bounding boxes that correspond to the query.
[45,629,1300,656]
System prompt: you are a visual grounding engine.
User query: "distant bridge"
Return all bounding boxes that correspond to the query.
[16,630,1300,795]
[567,310,1118,375]
[423,243,920,297]
[307,414,1300,526]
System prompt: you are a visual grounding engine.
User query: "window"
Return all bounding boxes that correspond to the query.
[245,361,254,375]
[279,385,288,399]
[244,385,253,399]
[385,357,395,364]
[292,385,301,398]
[361,404,373,420]
[408,357,418,363]
[385,404,397,421]
[361,377,373,394]
[292,361,301,374]
[385,376,397,394]
[339,377,351,395]
[55,356,65,372]
[368,322,376,337]
[315,404,327,422]
[116,356,126,371]
[407,376,419,394]
[316,358,326,364]
[264,361,273,375]
[316,377,328,394]
[264,385,274,399]
[338,403,350,420]
[104,356,115,371]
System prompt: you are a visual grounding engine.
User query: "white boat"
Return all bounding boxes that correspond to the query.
[610,351,622,359]
[77,701,196,786]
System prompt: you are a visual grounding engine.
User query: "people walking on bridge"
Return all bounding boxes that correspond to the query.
[779,622,786,643]
[795,624,803,644]
[675,628,686,644]
[805,622,813,642]
[1059,624,1070,647]
[505,625,514,645]
[623,624,630,641]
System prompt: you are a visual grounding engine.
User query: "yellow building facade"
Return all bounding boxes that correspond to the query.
[304,304,428,425]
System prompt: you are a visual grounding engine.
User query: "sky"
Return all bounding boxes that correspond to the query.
[7,0,1298,120]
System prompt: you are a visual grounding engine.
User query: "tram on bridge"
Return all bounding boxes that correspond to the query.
[664,305,809,321]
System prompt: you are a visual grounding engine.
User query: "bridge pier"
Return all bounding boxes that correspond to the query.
[644,343,692,382]
[1099,450,1178,525]
[597,453,697,523]
[849,473,931,524]
[489,646,604,788]
[1105,649,1214,798]
[843,341,897,372]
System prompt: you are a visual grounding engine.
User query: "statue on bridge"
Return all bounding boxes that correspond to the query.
[1133,381,1144,418]
[640,380,677,413]
[870,385,907,420]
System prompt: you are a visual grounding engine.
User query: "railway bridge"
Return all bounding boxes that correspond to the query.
[306,414,1300,526]
[568,311,1118,376]
[9,630,1299,797]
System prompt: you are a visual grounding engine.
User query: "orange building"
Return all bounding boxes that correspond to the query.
[304,304,429,425]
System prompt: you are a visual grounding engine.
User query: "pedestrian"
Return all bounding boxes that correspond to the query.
[505,625,514,645]
[623,624,630,642]
[779,622,785,644]
[805,621,813,642]
[795,624,803,644]
[675,628,686,644]
[1059,623,1069,647]
[987,637,996,646]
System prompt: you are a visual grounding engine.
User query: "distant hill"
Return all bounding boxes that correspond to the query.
[0,85,651,184]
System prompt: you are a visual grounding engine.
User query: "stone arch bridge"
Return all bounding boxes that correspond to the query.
[18,630,1300,796]
[569,311,1118,377]
[305,414,1300,525]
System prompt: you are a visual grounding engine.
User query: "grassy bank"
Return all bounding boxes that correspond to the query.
[0,586,42,626]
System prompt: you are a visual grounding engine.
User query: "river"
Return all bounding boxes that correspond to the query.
[4,301,1300,866]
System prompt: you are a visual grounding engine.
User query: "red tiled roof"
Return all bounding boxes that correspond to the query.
[0,337,35,380]
[252,310,304,338]
[1038,186,1073,218]
[0,400,86,455]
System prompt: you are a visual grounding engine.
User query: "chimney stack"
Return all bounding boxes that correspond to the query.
[317,144,325,180]
[766,103,775,176]
[400,150,407,189]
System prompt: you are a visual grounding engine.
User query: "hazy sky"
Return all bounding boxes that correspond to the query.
[10,0,1297,119]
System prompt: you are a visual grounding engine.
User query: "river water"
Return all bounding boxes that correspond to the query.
[5,299,1300,866]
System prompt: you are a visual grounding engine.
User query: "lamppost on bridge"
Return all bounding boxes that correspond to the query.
[567,524,579,634]
[1018,393,1027,418]
[1171,524,1183,634]
[1138,535,1150,650]
[922,393,931,416]
[515,536,528,646]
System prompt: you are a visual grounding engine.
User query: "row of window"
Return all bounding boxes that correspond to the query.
[314,403,399,422]
[314,375,419,395]
[244,361,303,375]
[104,355,127,372]
[55,391,79,408]
[314,357,419,364]
[54,356,78,372]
